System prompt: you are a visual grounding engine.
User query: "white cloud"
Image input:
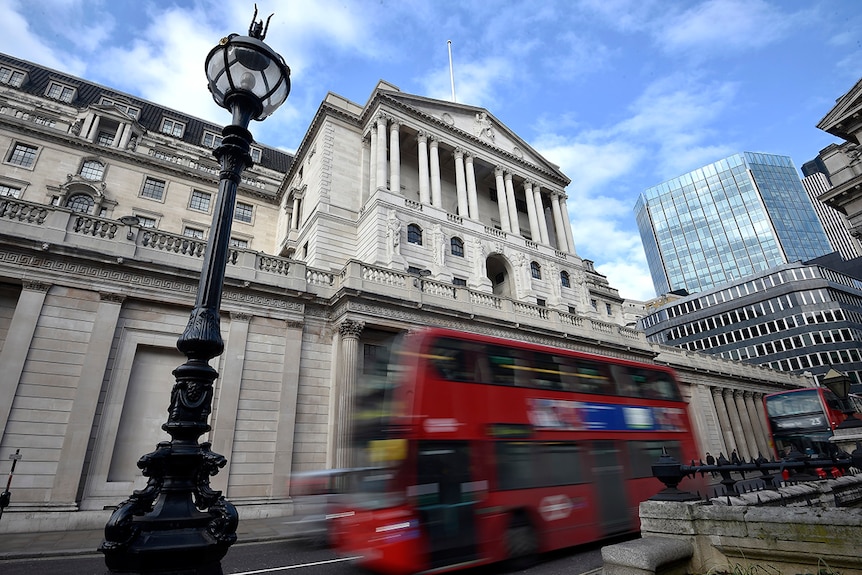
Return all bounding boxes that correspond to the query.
[0,0,88,75]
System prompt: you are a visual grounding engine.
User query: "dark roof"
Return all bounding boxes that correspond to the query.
[0,52,293,173]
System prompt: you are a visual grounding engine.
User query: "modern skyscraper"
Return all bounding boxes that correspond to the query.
[635,152,833,296]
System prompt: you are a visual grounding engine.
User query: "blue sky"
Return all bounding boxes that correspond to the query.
[2,0,860,301]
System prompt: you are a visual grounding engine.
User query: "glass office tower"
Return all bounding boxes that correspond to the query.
[635,152,832,296]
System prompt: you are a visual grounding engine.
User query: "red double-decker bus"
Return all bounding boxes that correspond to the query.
[763,387,850,458]
[332,328,702,574]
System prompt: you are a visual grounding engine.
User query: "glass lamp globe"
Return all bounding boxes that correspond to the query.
[205,33,291,121]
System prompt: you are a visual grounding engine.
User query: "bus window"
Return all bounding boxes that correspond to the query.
[496,442,586,489]
[532,352,564,390]
[542,443,585,486]
[572,359,612,394]
[428,337,472,382]
[487,345,516,386]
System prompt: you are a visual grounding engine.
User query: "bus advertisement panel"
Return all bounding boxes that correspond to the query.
[331,328,702,575]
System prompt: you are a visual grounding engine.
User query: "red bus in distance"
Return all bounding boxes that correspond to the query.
[763,387,855,458]
[331,328,703,575]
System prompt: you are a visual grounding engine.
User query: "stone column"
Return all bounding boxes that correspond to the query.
[336,319,364,469]
[87,115,101,142]
[734,389,758,461]
[0,281,50,440]
[524,180,540,242]
[551,192,568,250]
[534,185,550,245]
[504,171,520,236]
[560,193,576,252]
[454,148,468,217]
[494,166,510,233]
[711,386,734,456]
[430,137,442,208]
[52,292,125,503]
[290,195,300,230]
[465,154,479,220]
[723,388,750,461]
[417,132,430,204]
[376,114,388,190]
[119,124,133,149]
[79,113,96,141]
[209,312,251,494]
[113,122,125,148]
[744,391,771,457]
[360,135,370,204]
[389,120,401,193]
[369,124,378,192]
[273,320,304,498]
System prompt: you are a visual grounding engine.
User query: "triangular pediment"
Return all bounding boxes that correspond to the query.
[816,77,862,141]
[374,88,568,184]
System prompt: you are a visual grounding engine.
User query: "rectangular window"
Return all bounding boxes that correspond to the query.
[0,184,22,198]
[234,201,253,223]
[605,303,612,315]
[229,238,249,248]
[202,131,223,148]
[136,215,157,228]
[161,118,185,138]
[0,66,26,87]
[7,143,38,167]
[46,81,75,103]
[250,147,262,163]
[453,277,467,286]
[183,227,204,239]
[100,97,140,118]
[141,177,166,200]
[97,131,115,146]
[189,190,211,212]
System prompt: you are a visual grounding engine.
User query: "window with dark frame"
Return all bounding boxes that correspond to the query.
[560,270,571,288]
[66,193,94,214]
[141,177,166,200]
[8,143,37,167]
[530,261,541,279]
[0,184,22,198]
[450,236,464,257]
[234,202,253,223]
[183,227,204,239]
[189,190,211,212]
[407,223,423,245]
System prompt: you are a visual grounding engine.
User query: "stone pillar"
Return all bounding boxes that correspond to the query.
[524,180,540,242]
[369,124,378,192]
[289,192,300,231]
[79,113,96,141]
[551,192,567,250]
[430,137,442,208]
[336,319,364,469]
[711,386,734,456]
[465,154,479,220]
[534,186,550,245]
[360,135,370,204]
[744,391,771,457]
[87,115,101,142]
[119,124,133,149]
[0,281,50,440]
[273,320,304,498]
[417,132,430,204]
[52,292,125,503]
[376,114,388,190]
[723,388,749,461]
[209,312,251,494]
[454,148,468,217]
[734,389,758,461]
[504,171,520,236]
[560,193,576,252]
[494,166,510,233]
[113,122,125,148]
[389,120,401,193]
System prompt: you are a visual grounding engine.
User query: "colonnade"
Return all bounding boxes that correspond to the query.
[367,113,576,253]
[708,387,772,461]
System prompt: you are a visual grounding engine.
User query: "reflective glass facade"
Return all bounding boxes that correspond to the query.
[635,152,832,296]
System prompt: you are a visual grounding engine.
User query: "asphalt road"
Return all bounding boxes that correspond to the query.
[0,536,611,575]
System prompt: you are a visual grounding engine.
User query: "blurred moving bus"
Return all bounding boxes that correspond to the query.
[331,328,701,574]
[763,387,852,458]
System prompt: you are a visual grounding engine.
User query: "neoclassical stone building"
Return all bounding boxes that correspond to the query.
[0,52,804,532]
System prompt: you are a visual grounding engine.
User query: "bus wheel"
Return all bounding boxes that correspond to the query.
[504,517,538,570]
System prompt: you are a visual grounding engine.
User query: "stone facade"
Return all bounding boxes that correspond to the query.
[0,53,809,532]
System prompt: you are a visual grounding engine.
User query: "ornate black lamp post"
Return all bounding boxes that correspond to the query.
[100,10,290,574]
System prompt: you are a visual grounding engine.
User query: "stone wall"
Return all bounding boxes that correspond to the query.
[634,475,862,575]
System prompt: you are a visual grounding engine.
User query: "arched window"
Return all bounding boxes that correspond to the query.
[67,193,94,214]
[407,223,423,245]
[450,236,464,257]
[560,270,571,288]
[79,160,105,181]
[530,261,542,279]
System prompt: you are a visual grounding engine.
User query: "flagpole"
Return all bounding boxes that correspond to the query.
[447,40,456,102]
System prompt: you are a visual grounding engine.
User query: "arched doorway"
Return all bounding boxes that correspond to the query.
[485,254,514,299]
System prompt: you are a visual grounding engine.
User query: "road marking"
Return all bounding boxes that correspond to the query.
[230,556,360,574]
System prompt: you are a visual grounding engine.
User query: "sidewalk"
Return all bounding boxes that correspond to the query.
[0,515,292,561]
